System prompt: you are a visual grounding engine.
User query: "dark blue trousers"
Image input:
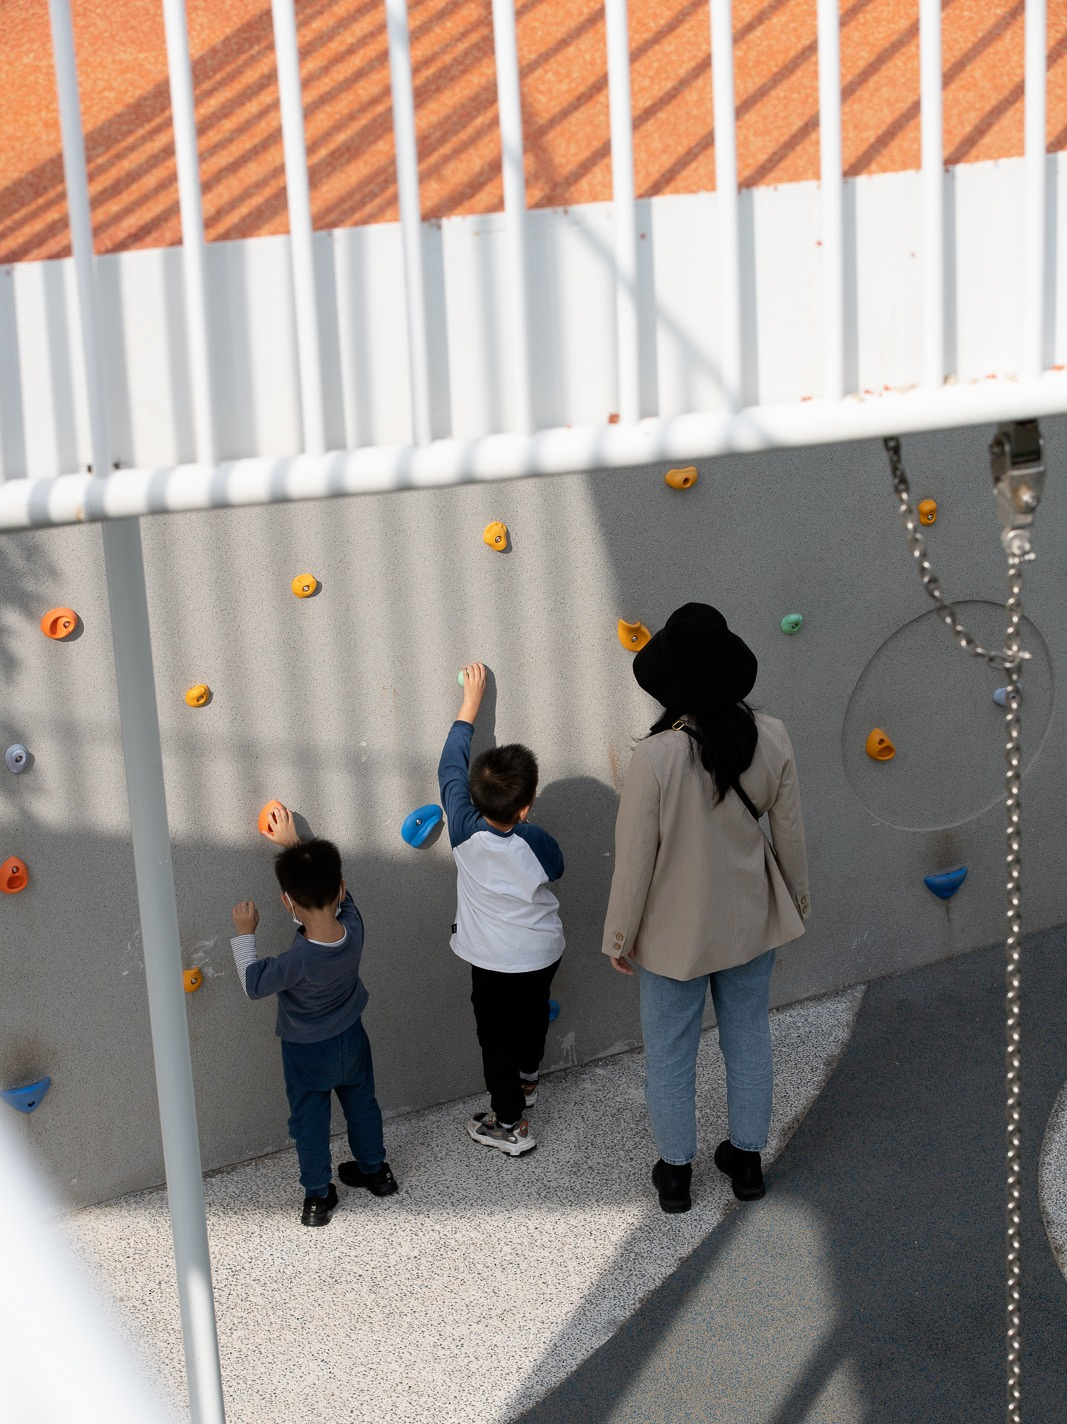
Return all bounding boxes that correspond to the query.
[280,1017,385,1195]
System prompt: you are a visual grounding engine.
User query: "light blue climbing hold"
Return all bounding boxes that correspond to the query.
[4,744,29,773]
[458,669,465,686]
[401,804,443,848]
[548,999,560,1022]
[2,1076,51,1114]
[780,613,803,635]
[993,687,1015,707]
[924,866,968,901]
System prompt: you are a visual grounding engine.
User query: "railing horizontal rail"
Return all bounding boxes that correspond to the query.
[4,371,1066,530]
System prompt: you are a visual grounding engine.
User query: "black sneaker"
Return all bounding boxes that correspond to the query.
[714,1139,765,1201]
[651,1159,692,1214]
[338,1160,399,1196]
[301,1182,338,1227]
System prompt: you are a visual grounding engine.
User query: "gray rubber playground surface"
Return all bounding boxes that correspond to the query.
[518,927,1067,1424]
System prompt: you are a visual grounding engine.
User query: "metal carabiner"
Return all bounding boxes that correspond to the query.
[990,420,1046,558]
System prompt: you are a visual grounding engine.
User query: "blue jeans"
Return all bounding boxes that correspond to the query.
[280,1018,385,1195]
[638,948,776,1165]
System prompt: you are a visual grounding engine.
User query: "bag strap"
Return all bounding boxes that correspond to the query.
[676,722,760,822]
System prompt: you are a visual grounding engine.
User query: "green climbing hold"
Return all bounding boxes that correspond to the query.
[781,613,803,635]
[458,669,465,686]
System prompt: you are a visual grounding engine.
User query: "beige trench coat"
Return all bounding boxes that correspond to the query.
[601,713,810,979]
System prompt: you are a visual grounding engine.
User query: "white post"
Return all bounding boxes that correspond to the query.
[919,0,944,388]
[270,0,327,455]
[816,0,843,400]
[490,0,533,435]
[384,0,433,444]
[710,0,742,413]
[47,5,226,1421]
[605,0,641,424]
[1022,0,1047,377]
[161,0,218,465]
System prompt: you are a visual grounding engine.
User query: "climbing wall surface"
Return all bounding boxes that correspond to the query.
[2,419,1067,1206]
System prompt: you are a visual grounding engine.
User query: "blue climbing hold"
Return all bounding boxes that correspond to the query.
[1,1076,51,1114]
[401,804,443,848]
[924,866,968,901]
[992,687,1015,707]
[4,744,29,773]
[548,999,560,1022]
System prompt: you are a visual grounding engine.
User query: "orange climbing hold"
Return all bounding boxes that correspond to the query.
[292,573,317,598]
[918,499,938,525]
[40,607,78,639]
[483,522,508,551]
[865,728,896,761]
[183,968,203,993]
[618,619,652,652]
[185,684,211,708]
[0,856,28,894]
[665,466,698,490]
[258,800,286,837]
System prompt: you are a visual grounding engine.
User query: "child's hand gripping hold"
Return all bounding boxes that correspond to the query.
[458,662,487,725]
[260,802,300,848]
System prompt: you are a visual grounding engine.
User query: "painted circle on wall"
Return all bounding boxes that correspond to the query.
[842,601,1054,831]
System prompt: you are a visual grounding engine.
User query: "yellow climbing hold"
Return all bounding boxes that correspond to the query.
[483,521,508,551]
[665,466,698,491]
[917,499,937,525]
[618,619,652,652]
[865,728,895,761]
[185,684,210,708]
[292,573,318,598]
[183,968,203,993]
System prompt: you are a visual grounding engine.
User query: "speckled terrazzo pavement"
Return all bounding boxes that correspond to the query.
[1041,1082,1067,1280]
[518,929,1067,1424]
[61,986,861,1424]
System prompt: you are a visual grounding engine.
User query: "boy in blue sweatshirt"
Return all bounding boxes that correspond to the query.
[230,805,398,1226]
[438,663,565,1157]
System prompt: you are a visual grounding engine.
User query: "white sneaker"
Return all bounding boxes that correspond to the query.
[521,1079,538,1109]
[467,1111,536,1156]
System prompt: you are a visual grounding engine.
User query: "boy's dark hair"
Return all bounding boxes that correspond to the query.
[274,838,343,909]
[470,743,539,824]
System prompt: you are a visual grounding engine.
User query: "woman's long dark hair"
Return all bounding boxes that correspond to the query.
[648,701,758,805]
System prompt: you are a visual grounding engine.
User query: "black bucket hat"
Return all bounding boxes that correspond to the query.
[632,602,757,711]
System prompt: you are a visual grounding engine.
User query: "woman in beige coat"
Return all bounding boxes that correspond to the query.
[602,603,810,1213]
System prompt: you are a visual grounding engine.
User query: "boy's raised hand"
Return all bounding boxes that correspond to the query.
[232,899,259,935]
[261,803,299,847]
[458,662,487,724]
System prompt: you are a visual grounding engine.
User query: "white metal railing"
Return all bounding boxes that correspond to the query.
[0,0,1059,531]
[1,6,1059,1423]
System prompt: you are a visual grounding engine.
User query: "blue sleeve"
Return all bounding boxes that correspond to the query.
[437,720,485,848]
[245,943,307,1000]
[515,822,565,882]
[337,891,364,944]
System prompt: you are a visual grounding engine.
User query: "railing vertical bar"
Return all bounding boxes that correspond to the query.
[710,0,742,413]
[490,0,532,435]
[46,5,226,1423]
[162,0,218,465]
[919,0,944,388]
[270,0,326,455]
[816,0,843,400]
[384,0,433,444]
[1023,0,1047,376]
[605,0,641,424]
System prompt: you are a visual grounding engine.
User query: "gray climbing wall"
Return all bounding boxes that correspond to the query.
[2,418,1066,1206]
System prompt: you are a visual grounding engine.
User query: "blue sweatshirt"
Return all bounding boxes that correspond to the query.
[438,720,565,973]
[241,891,369,1042]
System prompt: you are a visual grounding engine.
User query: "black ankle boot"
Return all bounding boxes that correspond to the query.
[651,1159,692,1214]
[714,1139,765,1201]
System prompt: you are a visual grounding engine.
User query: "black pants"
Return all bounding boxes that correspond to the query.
[470,958,561,1125]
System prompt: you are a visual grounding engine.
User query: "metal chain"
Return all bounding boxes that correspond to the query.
[884,436,1025,672]
[883,436,1026,1424]
[1004,557,1024,1423]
